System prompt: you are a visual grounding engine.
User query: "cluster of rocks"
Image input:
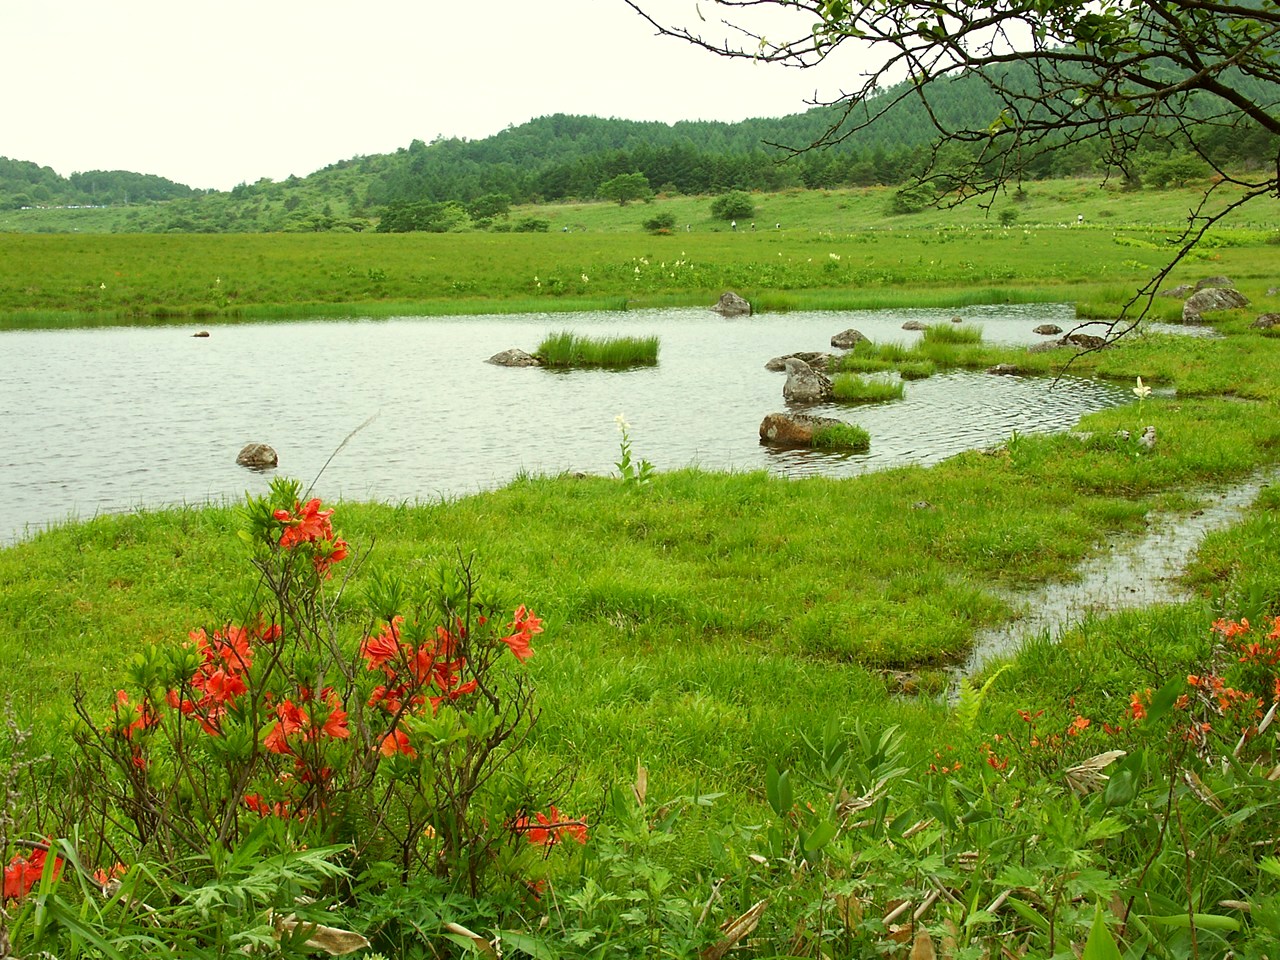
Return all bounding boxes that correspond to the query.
[1156,275,1264,324]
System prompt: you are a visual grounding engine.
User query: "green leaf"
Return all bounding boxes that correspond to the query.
[766,765,792,817]
[803,820,838,853]
[1103,750,1143,808]
[1084,816,1128,842]
[501,930,559,960]
[1143,676,1185,726]
[1083,904,1123,960]
[1144,913,1242,932]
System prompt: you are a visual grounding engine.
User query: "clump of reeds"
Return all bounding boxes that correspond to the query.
[536,331,660,368]
[922,322,983,345]
[812,422,871,451]
[831,374,905,403]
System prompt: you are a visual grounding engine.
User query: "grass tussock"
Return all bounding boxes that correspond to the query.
[535,331,660,368]
[831,373,906,403]
[811,422,871,451]
[923,321,984,345]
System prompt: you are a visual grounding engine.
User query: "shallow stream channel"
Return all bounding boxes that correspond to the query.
[2,303,1134,542]
[956,468,1277,682]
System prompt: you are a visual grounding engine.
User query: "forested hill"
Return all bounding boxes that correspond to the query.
[0,157,199,209]
[3,64,1275,233]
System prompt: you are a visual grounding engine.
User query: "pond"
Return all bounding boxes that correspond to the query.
[1,304,1131,543]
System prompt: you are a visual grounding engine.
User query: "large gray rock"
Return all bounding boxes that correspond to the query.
[712,291,752,316]
[901,320,928,331]
[1252,313,1280,330]
[830,328,868,349]
[765,351,834,372]
[487,348,541,367]
[782,358,833,403]
[236,443,278,470]
[759,412,844,446]
[1183,287,1250,322]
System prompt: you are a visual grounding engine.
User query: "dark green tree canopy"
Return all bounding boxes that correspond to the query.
[623,0,1280,335]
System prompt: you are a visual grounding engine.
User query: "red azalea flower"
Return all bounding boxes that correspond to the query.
[3,846,62,901]
[276,498,336,548]
[361,619,403,673]
[321,704,350,740]
[379,728,417,759]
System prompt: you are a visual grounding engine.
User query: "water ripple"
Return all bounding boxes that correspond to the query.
[1,305,1129,542]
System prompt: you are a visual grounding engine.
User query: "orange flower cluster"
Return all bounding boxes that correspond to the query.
[361,616,479,719]
[166,620,280,734]
[511,805,588,847]
[273,498,349,577]
[3,845,61,901]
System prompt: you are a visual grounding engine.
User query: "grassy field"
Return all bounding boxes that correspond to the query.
[0,179,1275,329]
[4,181,1280,956]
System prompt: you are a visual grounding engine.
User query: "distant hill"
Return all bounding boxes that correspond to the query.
[2,65,1274,234]
[0,157,200,210]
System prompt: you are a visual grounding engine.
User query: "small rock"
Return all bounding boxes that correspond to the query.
[236,443,278,470]
[830,328,868,349]
[487,348,541,367]
[765,351,834,372]
[910,500,934,511]
[712,291,752,316]
[192,330,210,338]
[759,412,844,445]
[1027,339,1066,354]
[1195,275,1234,290]
[987,363,1020,375]
[782,358,834,403]
[1251,313,1280,330]
[1268,286,1279,297]
[901,320,928,331]
[1033,324,1063,335]
[950,315,965,323]
[1063,333,1107,350]
[881,670,920,695]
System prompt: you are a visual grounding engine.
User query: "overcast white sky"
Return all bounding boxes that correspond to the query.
[2,0,862,191]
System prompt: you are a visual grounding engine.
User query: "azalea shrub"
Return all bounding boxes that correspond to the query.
[56,478,565,895]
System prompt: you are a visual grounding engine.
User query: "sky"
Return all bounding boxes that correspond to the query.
[2,0,862,191]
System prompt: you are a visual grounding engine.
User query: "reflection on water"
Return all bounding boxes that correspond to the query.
[0,304,1129,543]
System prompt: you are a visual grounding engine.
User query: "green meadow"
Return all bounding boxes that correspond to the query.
[0,178,1275,329]
[3,181,1280,956]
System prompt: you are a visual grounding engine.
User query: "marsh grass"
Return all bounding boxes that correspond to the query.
[923,321,984,345]
[831,373,905,402]
[536,331,660,368]
[811,422,871,451]
[897,360,936,380]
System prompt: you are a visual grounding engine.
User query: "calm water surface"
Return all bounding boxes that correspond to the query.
[1,304,1129,543]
